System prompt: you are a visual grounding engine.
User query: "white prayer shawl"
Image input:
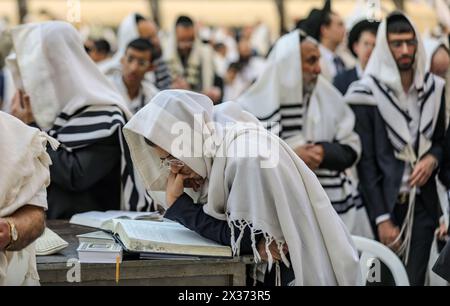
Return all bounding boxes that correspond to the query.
[108,71,159,114]
[98,13,140,76]
[345,12,446,262]
[423,38,444,72]
[163,31,215,92]
[0,112,56,286]
[423,37,450,125]
[432,0,450,31]
[422,37,450,236]
[123,90,361,286]
[237,30,370,237]
[7,21,150,212]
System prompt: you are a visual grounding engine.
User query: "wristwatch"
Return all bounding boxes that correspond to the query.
[5,219,18,251]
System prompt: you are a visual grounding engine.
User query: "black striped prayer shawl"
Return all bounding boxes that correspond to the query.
[48,104,152,212]
[256,96,362,215]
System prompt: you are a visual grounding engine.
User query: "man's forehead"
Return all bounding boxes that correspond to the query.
[331,13,343,23]
[176,26,195,35]
[126,47,151,57]
[301,40,319,53]
[387,31,415,40]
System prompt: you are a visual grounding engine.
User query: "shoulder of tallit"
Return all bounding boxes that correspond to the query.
[344,77,377,106]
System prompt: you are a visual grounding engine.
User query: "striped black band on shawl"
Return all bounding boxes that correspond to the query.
[154,60,173,90]
[371,76,412,122]
[168,58,202,92]
[49,104,150,212]
[257,103,305,139]
[257,97,362,215]
[315,169,363,214]
[418,72,436,139]
[369,73,437,154]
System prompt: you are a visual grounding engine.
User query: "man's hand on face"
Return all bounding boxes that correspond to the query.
[11,90,35,125]
[165,168,189,209]
[409,154,438,187]
[0,218,11,251]
[294,144,324,170]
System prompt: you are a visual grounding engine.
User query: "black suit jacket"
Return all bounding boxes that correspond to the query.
[333,67,359,95]
[433,238,450,282]
[350,91,447,224]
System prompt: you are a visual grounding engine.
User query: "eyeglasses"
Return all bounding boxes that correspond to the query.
[160,155,185,170]
[125,55,150,68]
[388,39,418,49]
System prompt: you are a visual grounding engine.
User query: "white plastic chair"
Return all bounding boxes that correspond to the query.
[352,235,410,286]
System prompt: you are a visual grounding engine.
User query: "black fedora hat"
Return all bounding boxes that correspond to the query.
[347,19,380,57]
[298,0,332,41]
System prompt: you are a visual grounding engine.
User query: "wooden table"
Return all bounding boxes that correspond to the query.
[37,220,253,286]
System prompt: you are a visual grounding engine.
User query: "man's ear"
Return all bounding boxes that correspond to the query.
[120,56,126,66]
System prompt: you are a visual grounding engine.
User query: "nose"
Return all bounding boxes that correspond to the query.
[314,63,321,75]
[129,60,140,72]
[400,42,409,54]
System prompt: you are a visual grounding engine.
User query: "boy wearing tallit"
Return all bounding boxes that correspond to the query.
[345,12,448,285]
[108,38,159,114]
[163,16,222,104]
[99,13,173,91]
[237,30,372,238]
[8,21,150,218]
[0,111,54,285]
[123,89,361,286]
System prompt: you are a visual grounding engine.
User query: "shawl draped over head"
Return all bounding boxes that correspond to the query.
[98,13,141,76]
[123,89,361,285]
[0,111,57,285]
[7,21,150,211]
[237,30,371,237]
[345,12,446,262]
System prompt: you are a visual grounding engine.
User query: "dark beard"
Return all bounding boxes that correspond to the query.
[397,54,415,71]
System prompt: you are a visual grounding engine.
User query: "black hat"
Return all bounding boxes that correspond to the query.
[347,19,380,57]
[297,0,331,41]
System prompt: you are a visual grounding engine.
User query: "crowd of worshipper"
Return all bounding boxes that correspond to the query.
[1,0,450,286]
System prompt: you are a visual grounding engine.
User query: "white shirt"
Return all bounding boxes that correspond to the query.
[109,72,158,114]
[376,84,421,225]
[319,44,340,81]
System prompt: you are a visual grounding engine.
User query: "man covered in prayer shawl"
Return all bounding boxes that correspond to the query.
[345,12,448,285]
[9,21,151,218]
[237,30,372,238]
[164,15,223,104]
[0,111,56,285]
[123,90,361,286]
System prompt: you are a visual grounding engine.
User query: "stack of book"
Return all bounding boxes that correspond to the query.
[70,210,232,262]
[76,231,122,263]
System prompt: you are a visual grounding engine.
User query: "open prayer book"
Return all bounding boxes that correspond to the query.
[69,210,162,230]
[110,219,232,258]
